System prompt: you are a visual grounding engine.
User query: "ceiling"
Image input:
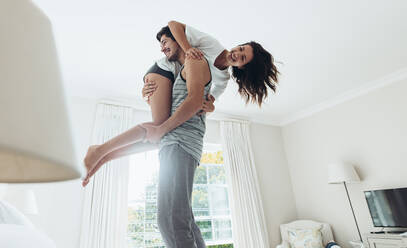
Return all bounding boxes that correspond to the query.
[32,0,407,125]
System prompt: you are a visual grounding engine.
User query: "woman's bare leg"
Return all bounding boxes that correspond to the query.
[90,72,173,161]
[83,73,172,180]
[148,73,173,125]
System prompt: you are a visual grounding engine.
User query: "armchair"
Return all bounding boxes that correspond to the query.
[277,220,338,248]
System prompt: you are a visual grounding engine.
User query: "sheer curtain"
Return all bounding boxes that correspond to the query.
[220,120,270,248]
[80,103,135,248]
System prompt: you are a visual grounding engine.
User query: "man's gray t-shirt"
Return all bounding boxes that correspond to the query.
[159,63,212,162]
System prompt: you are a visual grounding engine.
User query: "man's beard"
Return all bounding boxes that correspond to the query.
[167,49,179,62]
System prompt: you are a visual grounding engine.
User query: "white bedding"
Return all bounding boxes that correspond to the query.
[0,200,34,227]
[0,200,56,247]
[0,224,56,248]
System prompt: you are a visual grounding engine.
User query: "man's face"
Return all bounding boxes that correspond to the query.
[160,35,181,62]
[228,44,254,68]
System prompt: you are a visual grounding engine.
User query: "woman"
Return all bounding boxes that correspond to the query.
[82,21,279,186]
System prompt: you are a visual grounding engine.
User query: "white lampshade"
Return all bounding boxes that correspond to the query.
[328,163,360,184]
[0,0,81,183]
[3,188,39,215]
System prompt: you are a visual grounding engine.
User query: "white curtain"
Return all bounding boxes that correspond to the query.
[80,103,135,248]
[220,120,270,248]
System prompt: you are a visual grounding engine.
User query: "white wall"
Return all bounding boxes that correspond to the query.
[282,79,407,247]
[250,123,298,247]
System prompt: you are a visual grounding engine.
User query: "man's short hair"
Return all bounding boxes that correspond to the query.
[156,26,175,42]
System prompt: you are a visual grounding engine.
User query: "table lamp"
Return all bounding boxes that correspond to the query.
[0,0,81,183]
[328,163,362,242]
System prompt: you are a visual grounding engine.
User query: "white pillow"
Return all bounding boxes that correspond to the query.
[0,224,56,248]
[0,200,34,227]
[288,227,324,248]
[281,240,291,248]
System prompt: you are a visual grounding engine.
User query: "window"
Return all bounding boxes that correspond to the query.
[127,145,233,248]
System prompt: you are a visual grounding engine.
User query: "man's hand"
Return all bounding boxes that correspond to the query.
[141,123,166,143]
[198,94,215,115]
[186,47,204,60]
[142,79,157,104]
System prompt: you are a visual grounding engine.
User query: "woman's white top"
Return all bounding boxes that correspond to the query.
[156,25,230,100]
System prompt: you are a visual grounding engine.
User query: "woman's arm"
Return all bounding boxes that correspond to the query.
[168,21,189,52]
[168,21,228,100]
[168,20,203,59]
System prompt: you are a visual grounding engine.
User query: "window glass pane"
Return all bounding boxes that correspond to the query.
[145,202,157,221]
[201,150,224,164]
[208,166,226,184]
[127,146,233,248]
[209,186,230,216]
[144,232,164,247]
[214,219,233,240]
[195,165,207,184]
[146,184,158,202]
[192,185,209,217]
[128,206,145,227]
[197,219,213,240]
[127,232,144,247]
[128,205,145,247]
[144,221,158,233]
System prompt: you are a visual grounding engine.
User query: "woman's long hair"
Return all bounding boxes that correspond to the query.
[231,41,280,106]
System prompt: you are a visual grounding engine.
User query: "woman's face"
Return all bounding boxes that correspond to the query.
[228,44,254,68]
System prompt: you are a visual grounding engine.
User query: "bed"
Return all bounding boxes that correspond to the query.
[0,200,56,247]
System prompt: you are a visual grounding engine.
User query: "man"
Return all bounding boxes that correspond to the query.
[82,24,216,247]
[141,26,212,248]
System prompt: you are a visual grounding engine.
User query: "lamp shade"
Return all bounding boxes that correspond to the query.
[0,0,81,182]
[328,163,360,184]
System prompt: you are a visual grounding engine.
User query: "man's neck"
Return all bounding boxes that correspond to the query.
[177,50,186,65]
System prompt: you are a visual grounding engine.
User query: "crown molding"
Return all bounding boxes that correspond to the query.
[279,67,407,126]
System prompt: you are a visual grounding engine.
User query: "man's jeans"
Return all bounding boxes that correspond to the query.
[158,144,206,248]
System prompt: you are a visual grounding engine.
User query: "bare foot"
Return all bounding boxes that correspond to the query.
[82,178,89,187]
[82,153,110,187]
[83,145,104,175]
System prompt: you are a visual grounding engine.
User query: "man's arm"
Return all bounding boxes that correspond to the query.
[142,58,211,142]
[142,80,215,113]
[161,57,210,132]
